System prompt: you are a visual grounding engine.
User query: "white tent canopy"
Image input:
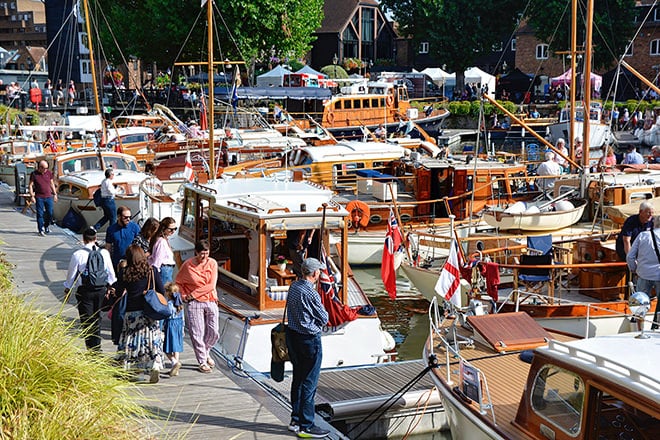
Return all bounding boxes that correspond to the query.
[296,65,327,78]
[464,67,496,97]
[256,65,292,87]
[421,67,455,85]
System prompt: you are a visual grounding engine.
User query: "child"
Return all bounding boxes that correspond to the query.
[163,282,184,376]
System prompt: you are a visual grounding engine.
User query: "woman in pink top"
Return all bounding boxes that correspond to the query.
[175,240,219,372]
[149,217,177,284]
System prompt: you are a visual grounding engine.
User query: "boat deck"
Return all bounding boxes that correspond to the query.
[427,313,576,440]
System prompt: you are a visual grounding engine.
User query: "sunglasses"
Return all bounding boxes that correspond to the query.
[167,227,178,231]
[121,215,131,220]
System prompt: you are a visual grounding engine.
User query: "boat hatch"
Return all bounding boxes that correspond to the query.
[466,312,551,352]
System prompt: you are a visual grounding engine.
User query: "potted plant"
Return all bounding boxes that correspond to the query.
[275,255,287,271]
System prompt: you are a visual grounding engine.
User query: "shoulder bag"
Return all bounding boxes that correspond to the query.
[271,301,290,363]
[143,268,171,320]
[651,229,660,265]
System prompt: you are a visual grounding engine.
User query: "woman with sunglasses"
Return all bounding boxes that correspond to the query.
[148,217,178,284]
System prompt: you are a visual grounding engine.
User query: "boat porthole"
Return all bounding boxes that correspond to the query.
[369,214,382,224]
[400,213,411,223]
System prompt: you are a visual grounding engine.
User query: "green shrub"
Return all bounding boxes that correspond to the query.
[448,100,471,116]
[0,287,151,439]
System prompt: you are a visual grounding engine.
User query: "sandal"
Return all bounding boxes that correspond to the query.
[206,357,215,368]
[198,363,212,373]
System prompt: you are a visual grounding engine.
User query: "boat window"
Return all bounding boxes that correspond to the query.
[586,385,660,439]
[362,99,369,109]
[57,183,81,197]
[531,364,585,435]
[182,193,196,231]
[334,101,341,111]
[354,99,361,109]
[629,192,653,203]
[345,100,353,110]
[371,98,380,108]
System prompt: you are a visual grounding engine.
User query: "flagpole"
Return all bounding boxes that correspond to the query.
[387,182,412,261]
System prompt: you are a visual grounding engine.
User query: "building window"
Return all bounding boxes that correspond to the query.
[492,41,503,52]
[625,42,633,57]
[511,38,516,51]
[651,39,660,56]
[536,44,549,60]
[419,42,429,54]
[655,7,660,21]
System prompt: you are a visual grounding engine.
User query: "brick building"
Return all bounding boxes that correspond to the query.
[0,0,47,70]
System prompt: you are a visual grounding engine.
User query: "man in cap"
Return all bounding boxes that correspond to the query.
[63,227,116,350]
[285,257,330,438]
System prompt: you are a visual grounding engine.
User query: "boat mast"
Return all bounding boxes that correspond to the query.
[582,0,594,171]
[207,0,216,180]
[82,0,101,117]
[569,0,577,164]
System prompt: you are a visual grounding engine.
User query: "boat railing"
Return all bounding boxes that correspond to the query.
[547,339,660,394]
[428,297,497,423]
[499,289,658,338]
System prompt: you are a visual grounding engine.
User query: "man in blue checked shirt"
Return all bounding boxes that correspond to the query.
[285,258,330,438]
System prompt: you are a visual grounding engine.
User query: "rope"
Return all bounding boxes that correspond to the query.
[401,386,438,440]
[348,354,439,439]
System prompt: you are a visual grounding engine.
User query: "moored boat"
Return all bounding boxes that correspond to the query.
[174,175,394,373]
[482,197,587,231]
[424,297,660,440]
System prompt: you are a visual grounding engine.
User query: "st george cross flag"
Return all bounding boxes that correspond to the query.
[47,131,57,153]
[183,151,194,183]
[381,209,402,299]
[434,238,463,308]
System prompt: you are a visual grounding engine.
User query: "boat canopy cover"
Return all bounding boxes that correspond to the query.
[213,86,331,101]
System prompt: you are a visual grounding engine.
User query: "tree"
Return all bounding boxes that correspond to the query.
[95,0,324,81]
[525,0,636,71]
[380,0,525,90]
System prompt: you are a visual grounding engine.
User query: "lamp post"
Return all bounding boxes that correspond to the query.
[332,53,338,79]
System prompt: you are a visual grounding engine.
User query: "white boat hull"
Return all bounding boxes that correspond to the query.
[54,196,142,232]
[482,200,587,231]
[400,262,446,302]
[215,313,391,373]
[548,120,612,148]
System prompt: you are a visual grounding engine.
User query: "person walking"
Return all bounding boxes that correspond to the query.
[68,80,76,105]
[285,258,330,438]
[115,245,165,383]
[94,168,118,231]
[28,160,57,236]
[63,227,116,351]
[55,79,64,106]
[175,240,219,373]
[131,217,160,255]
[43,79,53,109]
[105,206,141,269]
[148,217,178,285]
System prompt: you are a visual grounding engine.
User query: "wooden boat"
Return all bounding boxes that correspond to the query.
[603,196,660,225]
[482,198,588,231]
[321,81,450,140]
[424,300,660,440]
[0,139,43,186]
[175,175,394,372]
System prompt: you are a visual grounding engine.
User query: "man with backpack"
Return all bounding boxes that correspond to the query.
[64,227,116,350]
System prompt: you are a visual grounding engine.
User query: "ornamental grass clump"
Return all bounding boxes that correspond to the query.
[0,288,150,439]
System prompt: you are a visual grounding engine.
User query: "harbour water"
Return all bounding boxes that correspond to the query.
[353,267,452,440]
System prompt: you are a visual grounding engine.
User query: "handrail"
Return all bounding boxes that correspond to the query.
[547,339,660,394]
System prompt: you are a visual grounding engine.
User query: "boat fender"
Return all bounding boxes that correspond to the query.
[519,350,534,364]
[524,205,541,214]
[553,200,574,212]
[504,201,526,214]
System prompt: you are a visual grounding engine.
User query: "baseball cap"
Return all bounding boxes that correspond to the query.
[301,258,326,274]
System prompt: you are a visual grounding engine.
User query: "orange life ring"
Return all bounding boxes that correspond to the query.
[386,95,394,106]
[327,110,335,125]
[346,200,370,229]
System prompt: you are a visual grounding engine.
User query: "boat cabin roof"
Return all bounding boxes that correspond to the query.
[537,332,660,404]
[291,141,406,164]
[187,177,348,229]
[59,168,147,186]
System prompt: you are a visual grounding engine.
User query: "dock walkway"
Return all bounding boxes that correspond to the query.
[0,184,343,439]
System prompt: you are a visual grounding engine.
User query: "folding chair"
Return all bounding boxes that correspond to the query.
[513,235,556,303]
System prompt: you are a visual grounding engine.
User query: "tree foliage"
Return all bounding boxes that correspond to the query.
[380,0,525,74]
[525,0,637,70]
[94,0,324,76]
